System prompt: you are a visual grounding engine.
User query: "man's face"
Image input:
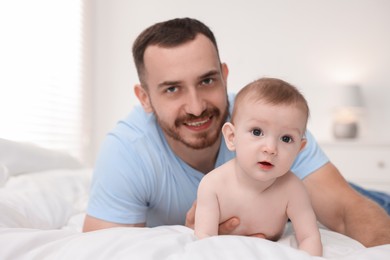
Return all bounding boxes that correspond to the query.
[139,34,229,150]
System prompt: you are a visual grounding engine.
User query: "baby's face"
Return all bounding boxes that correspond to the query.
[231,100,307,181]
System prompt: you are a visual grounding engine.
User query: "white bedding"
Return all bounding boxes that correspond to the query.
[1,168,389,260]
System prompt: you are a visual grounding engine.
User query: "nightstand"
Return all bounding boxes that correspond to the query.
[319,141,390,192]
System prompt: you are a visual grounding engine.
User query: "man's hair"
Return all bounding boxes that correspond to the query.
[132,17,220,86]
[231,77,310,126]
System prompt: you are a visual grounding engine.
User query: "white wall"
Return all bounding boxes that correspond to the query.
[90,0,390,161]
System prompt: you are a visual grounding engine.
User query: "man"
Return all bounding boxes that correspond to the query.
[83,17,390,247]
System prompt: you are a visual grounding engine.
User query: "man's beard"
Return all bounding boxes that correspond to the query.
[154,103,229,150]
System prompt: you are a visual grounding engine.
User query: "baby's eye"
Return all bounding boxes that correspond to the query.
[281,136,293,143]
[251,128,263,137]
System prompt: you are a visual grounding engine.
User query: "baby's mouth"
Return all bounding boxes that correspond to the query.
[260,161,273,166]
[258,161,274,170]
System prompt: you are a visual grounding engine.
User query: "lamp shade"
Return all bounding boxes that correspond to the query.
[332,85,365,139]
[339,85,364,108]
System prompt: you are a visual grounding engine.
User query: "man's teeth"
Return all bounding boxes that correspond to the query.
[186,118,209,126]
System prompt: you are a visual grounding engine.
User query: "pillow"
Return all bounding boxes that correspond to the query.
[0,138,83,185]
[0,163,9,186]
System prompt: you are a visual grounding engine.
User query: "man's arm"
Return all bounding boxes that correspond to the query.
[303,162,390,247]
[82,215,145,232]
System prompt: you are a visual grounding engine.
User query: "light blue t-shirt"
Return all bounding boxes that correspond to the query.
[87,94,329,227]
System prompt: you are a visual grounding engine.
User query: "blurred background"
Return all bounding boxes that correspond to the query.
[0,0,389,168]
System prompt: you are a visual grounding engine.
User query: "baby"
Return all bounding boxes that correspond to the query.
[194,77,322,256]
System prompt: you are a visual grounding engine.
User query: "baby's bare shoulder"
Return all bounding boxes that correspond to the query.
[200,160,235,188]
[275,171,305,192]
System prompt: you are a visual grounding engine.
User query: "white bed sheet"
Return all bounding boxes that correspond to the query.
[0,168,389,260]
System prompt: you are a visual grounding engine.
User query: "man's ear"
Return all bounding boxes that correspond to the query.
[221,63,229,86]
[222,122,236,151]
[134,84,152,113]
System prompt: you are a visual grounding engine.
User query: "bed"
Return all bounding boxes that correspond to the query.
[1,139,389,259]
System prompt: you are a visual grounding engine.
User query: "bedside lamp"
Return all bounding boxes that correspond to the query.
[333,85,364,139]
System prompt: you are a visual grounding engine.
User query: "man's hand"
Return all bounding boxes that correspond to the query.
[185,200,266,238]
[185,201,197,229]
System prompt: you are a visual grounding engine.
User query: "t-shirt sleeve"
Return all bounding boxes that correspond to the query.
[86,134,149,224]
[290,130,329,179]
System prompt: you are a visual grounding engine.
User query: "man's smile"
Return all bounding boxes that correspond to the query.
[184,116,213,130]
[185,117,211,127]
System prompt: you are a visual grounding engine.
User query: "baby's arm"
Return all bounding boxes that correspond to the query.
[287,178,322,256]
[194,175,221,239]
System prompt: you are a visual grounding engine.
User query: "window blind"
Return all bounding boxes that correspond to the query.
[0,0,90,163]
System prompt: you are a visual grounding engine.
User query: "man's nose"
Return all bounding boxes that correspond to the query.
[185,90,206,116]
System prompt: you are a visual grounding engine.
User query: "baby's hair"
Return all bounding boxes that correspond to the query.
[231,77,309,126]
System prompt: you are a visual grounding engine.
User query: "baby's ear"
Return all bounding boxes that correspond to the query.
[299,138,307,151]
[222,122,236,151]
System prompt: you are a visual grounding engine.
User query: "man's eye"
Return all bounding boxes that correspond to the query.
[201,78,214,86]
[251,128,263,136]
[166,86,178,93]
[281,136,293,143]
